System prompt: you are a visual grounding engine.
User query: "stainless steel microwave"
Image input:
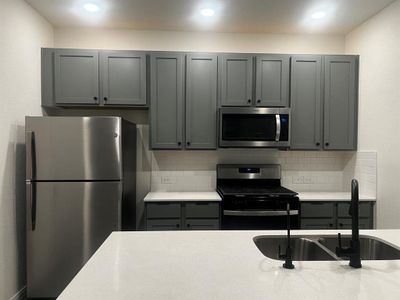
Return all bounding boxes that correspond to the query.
[219,107,291,148]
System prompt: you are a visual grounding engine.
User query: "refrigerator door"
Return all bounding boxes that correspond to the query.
[26,116,122,181]
[26,181,121,298]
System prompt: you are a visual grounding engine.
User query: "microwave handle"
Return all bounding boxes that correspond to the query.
[275,115,281,141]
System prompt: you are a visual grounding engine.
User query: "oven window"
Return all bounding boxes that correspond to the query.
[222,114,277,141]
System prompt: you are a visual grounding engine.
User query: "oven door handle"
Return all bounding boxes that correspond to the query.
[223,210,298,216]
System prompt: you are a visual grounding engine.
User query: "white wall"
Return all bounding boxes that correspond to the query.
[345,0,400,228]
[54,27,345,54]
[0,0,54,299]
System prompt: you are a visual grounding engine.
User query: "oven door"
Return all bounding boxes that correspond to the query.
[221,196,299,230]
[219,107,290,148]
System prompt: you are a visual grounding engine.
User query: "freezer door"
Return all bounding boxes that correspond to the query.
[26,181,121,298]
[25,116,122,180]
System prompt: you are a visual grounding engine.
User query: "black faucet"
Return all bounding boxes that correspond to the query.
[278,201,294,269]
[336,179,362,268]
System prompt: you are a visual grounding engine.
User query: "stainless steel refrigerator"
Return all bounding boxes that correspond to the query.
[25,116,138,298]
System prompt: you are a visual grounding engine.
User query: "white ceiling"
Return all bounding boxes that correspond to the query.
[25,0,395,34]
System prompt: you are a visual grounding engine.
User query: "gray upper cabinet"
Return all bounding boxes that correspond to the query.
[54,49,99,105]
[323,56,358,150]
[290,56,323,150]
[255,54,290,107]
[220,54,253,106]
[100,51,146,106]
[185,54,218,149]
[150,53,184,149]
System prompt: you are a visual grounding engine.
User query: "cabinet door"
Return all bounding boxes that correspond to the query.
[100,51,146,106]
[301,219,335,229]
[255,55,290,107]
[150,53,184,149]
[220,54,253,106]
[146,219,181,231]
[54,49,99,105]
[337,218,372,229]
[184,219,220,230]
[301,202,335,218]
[290,56,323,150]
[324,56,358,150]
[185,54,218,149]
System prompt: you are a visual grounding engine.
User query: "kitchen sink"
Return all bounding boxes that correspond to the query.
[253,235,400,261]
[253,236,336,261]
[316,235,400,260]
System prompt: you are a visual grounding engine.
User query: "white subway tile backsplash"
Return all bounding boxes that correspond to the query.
[150,150,377,196]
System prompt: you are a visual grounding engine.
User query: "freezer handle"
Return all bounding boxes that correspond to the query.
[26,131,36,180]
[27,182,36,231]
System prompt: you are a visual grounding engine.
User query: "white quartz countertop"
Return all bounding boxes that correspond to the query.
[144,192,222,202]
[298,192,376,202]
[59,229,400,300]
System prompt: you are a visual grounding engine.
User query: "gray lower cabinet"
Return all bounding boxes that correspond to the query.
[42,48,147,107]
[150,53,184,149]
[255,54,290,107]
[220,54,253,106]
[145,201,221,231]
[290,55,323,150]
[54,49,99,105]
[300,201,374,229]
[100,51,146,106]
[185,54,218,149]
[323,56,358,150]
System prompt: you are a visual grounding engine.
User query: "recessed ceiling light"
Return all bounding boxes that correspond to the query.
[83,3,100,13]
[311,11,326,19]
[201,8,215,17]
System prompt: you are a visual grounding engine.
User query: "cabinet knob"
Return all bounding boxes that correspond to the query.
[187,224,191,228]
[339,223,343,227]
[247,99,252,103]
[257,99,261,103]
[325,142,330,147]
[187,142,191,146]
[316,142,320,146]
[177,141,182,146]
[329,223,333,227]
[104,97,108,101]
[176,224,180,228]
[93,96,98,101]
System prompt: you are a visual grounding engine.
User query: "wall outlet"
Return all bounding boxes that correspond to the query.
[292,176,304,184]
[161,176,176,184]
[303,176,312,184]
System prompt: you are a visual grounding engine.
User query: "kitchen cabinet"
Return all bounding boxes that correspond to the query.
[42,48,147,107]
[150,53,218,150]
[145,202,221,231]
[300,201,374,229]
[323,55,358,150]
[290,55,358,150]
[290,55,323,150]
[185,54,218,149]
[255,54,290,107]
[219,54,253,106]
[100,51,146,106]
[219,54,290,107]
[150,52,184,149]
[54,49,99,105]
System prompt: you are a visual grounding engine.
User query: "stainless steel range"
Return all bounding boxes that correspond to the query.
[216,164,299,230]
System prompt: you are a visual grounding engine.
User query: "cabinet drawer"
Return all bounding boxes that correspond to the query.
[185,202,220,218]
[337,202,371,218]
[146,203,181,219]
[184,219,220,230]
[301,202,334,218]
[301,218,335,229]
[146,219,181,231]
[337,218,372,229]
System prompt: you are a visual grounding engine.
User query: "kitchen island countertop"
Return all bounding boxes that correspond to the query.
[59,229,400,300]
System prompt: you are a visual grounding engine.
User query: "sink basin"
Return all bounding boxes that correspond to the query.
[253,235,400,261]
[316,235,400,260]
[253,236,336,261]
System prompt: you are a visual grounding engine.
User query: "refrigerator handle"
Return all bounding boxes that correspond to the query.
[26,131,36,180]
[27,182,37,231]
